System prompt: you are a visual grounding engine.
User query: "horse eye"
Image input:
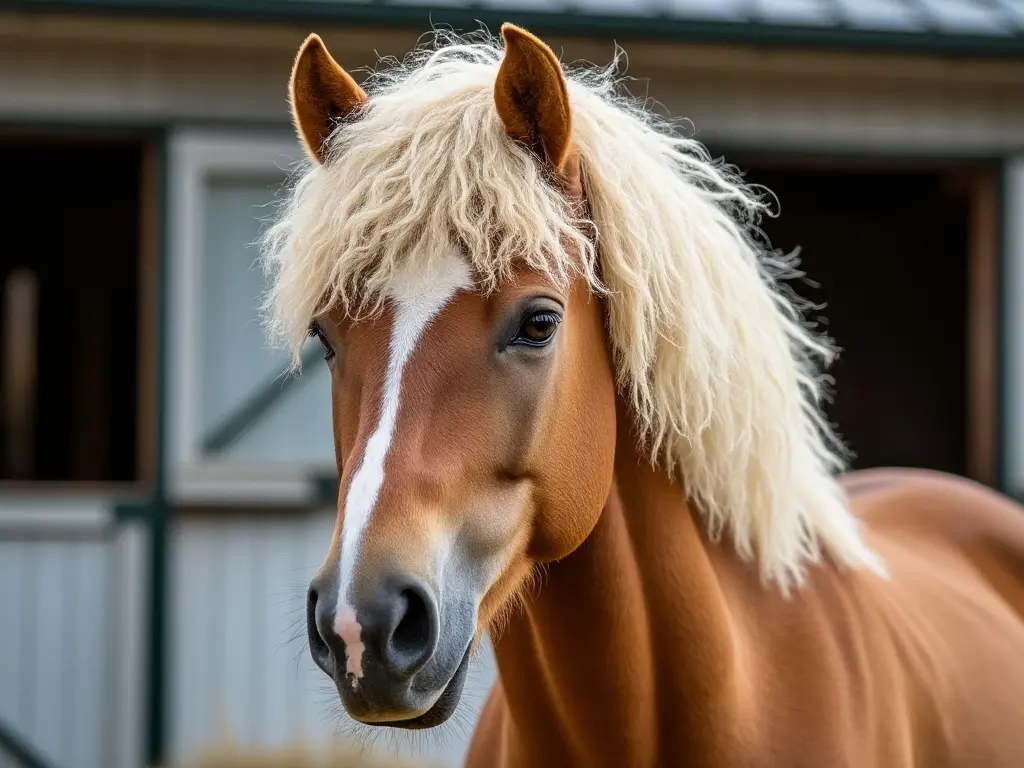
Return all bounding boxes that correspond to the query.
[309,325,335,360]
[514,311,561,347]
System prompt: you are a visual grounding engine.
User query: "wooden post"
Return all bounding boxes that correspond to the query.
[2,267,39,480]
[965,169,999,486]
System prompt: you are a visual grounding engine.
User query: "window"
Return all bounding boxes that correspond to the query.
[167,131,334,504]
[0,136,150,484]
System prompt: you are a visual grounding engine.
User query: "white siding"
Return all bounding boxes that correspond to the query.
[168,511,498,767]
[0,503,146,768]
[0,534,110,768]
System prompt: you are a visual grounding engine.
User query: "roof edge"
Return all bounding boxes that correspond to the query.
[8,0,1024,59]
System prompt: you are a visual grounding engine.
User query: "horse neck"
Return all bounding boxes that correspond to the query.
[489,396,743,765]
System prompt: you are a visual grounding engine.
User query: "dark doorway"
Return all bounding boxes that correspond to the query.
[734,163,971,476]
[0,136,146,483]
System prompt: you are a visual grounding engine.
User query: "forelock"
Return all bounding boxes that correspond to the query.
[259,29,598,364]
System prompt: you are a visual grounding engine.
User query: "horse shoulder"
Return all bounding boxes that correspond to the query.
[848,467,1024,617]
[716,470,1024,767]
[841,469,1024,764]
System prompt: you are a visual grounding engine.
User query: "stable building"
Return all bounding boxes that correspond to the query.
[1,2,1023,767]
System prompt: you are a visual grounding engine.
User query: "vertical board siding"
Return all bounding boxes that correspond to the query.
[0,544,25,743]
[70,542,111,766]
[0,536,113,768]
[169,511,337,761]
[168,511,499,767]
[169,516,218,751]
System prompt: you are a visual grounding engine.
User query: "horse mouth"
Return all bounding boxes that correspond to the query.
[356,644,472,730]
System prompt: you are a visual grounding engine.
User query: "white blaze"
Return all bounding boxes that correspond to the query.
[334,250,472,681]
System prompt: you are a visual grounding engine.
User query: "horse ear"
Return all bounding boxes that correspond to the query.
[289,33,368,164]
[494,23,574,173]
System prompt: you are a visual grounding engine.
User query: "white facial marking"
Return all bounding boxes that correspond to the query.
[334,249,473,681]
[335,605,365,685]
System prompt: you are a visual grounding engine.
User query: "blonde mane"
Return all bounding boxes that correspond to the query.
[259,28,885,592]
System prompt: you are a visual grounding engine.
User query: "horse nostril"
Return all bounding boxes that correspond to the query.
[391,587,429,655]
[307,586,331,674]
[387,582,438,676]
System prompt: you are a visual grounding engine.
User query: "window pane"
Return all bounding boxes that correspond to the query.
[1005,158,1024,497]
[200,177,333,464]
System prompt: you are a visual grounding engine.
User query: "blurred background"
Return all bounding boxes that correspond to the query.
[1,1,1024,766]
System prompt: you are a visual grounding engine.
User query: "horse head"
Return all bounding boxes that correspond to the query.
[285,26,616,728]
[261,23,882,733]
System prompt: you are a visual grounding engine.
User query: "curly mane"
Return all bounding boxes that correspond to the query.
[259,29,885,592]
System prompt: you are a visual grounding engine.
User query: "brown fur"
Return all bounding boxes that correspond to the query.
[290,33,368,164]
[289,24,1024,768]
[468,434,1024,767]
[493,24,573,172]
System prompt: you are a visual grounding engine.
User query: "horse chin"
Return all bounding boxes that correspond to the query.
[343,643,472,730]
[374,645,472,730]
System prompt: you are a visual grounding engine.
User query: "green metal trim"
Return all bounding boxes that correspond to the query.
[114,501,152,522]
[11,0,1024,59]
[145,127,171,768]
[147,508,168,768]
[201,343,324,455]
[310,471,340,507]
[0,719,55,768]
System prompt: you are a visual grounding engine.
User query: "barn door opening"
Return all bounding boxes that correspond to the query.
[0,134,156,485]
[733,159,997,482]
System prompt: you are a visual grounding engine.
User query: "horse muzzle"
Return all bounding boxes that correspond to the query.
[307,568,474,728]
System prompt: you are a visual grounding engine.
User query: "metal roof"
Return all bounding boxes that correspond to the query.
[11,0,1024,57]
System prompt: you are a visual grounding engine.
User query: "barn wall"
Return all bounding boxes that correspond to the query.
[0,535,110,768]
[0,501,147,768]
[4,13,1024,157]
[167,509,498,767]
[3,11,1023,768]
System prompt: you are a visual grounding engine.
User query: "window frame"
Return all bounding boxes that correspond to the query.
[166,128,335,506]
[0,127,158,493]
[1003,157,1024,499]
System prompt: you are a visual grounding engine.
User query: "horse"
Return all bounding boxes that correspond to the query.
[258,23,1024,767]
